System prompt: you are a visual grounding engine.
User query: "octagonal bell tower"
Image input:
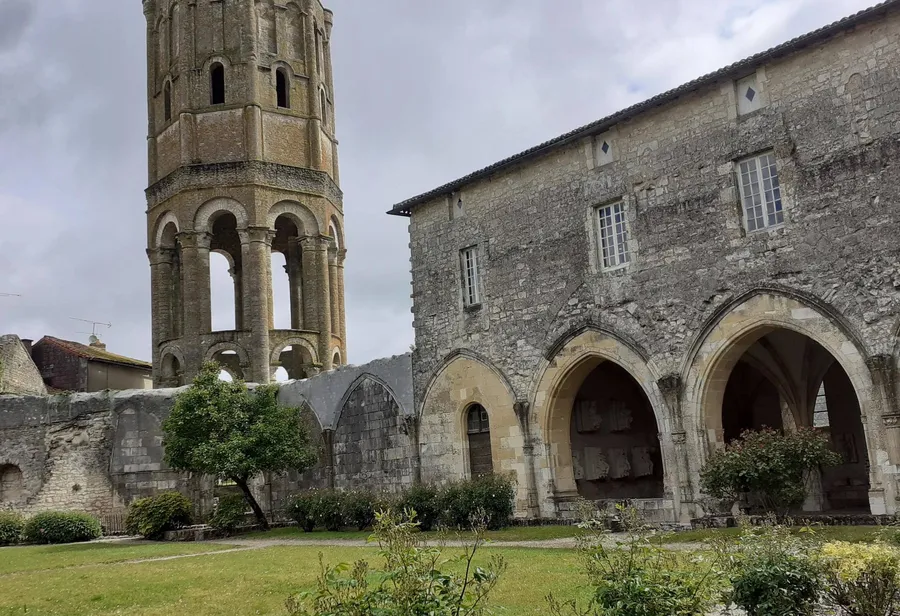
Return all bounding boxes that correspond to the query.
[143,0,346,386]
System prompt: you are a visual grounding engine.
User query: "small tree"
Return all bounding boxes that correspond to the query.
[701,427,841,514]
[163,362,318,529]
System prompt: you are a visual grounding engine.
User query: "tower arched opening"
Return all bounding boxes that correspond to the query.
[211,349,243,382]
[276,68,290,109]
[272,215,305,330]
[210,62,225,105]
[714,328,870,512]
[209,212,243,332]
[277,344,315,380]
[160,352,184,388]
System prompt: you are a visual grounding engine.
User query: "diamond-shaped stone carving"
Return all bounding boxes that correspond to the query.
[601,141,610,154]
[746,87,756,102]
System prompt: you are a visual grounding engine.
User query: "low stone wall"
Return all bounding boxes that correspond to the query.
[0,354,414,519]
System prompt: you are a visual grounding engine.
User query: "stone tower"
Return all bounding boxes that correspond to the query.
[143,0,346,387]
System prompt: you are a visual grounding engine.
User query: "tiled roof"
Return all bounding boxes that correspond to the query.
[36,336,152,370]
[388,0,898,216]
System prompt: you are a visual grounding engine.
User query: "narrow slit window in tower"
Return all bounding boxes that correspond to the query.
[320,89,327,125]
[164,82,172,121]
[210,63,225,105]
[276,68,290,109]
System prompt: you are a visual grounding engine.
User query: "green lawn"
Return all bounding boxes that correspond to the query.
[0,541,233,576]
[244,524,582,542]
[659,524,895,545]
[0,543,588,615]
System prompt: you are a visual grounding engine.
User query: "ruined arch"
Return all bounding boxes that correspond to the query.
[682,290,881,513]
[530,328,674,518]
[267,200,319,236]
[270,337,318,367]
[205,342,250,380]
[270,337,317,380]
[194,197,248,234]
[419,352,525,505]
[159,348,185,387]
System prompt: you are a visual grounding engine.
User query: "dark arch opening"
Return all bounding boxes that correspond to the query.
[570,362,664,500]
[210,63,225,105]
[163,81,172,121]
[276,68,289,109]
[160,354,183,388]
[466,404,493,478]
[719,328,870,512]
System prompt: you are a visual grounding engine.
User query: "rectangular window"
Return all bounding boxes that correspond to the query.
[461,246,481,307]
[596,202,631,269]
[738,152,784,232]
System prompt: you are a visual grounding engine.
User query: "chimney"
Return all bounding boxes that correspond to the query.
[20,338,33,357]
[89,335,107,351]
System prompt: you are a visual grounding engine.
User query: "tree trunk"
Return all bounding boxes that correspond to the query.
[234,476,269,530]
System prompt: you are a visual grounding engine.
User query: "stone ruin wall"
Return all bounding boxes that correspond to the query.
[0,354,414,522]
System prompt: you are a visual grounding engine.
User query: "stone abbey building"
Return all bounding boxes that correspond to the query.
[2,1,900,524]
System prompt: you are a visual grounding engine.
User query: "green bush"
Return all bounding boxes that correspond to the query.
[727,525,822,616]
[315,490,346,532]
[209,493,249,535]
[23,511,102,545]
[342,491,380,531]
[286,510,506,616]
[0,511,25,546]
[399,484,441,531]
[701,427,841,513]
[819,541,900,616]
[288,491,319,532]
[125,492,194,540]
[441,474,516,530]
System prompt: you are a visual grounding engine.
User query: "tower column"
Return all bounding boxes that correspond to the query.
[328,245,339,339]
[336,248,347,360]
[230,263,244,330]
[301,236,332,371]
[240,227,275,383]
[178,231,212,336]
[148,247,176,382]
[300,237,318,334]
[287,238,304,330]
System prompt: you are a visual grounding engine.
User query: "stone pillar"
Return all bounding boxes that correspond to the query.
[287,239,304,330]
[266,251,275,331]
[177,231,212,335]
[230,263,244,330]
[658,375,694,518]
[328,245,340,345]
[240,227,274,383]
[336,248,347,358]
[303,1,324,170]
[300,238,318,334]
[514,400,541,518]
[317,237,333,371]
[867,355,898,513]
[148,247,176,381]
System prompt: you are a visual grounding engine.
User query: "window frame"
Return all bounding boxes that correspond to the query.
[210,63,226,106]
[276,67,290,109]
[737,151,784,233]
[460,245,482,309]
[594,201,632,271]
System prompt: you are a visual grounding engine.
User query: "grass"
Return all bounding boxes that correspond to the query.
[0,543,588,615]
[243,524,583,542]
[659,524,896,545]
[0,541,234,576]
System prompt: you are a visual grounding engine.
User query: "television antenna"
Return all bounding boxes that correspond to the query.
[69,317,112,338]
[0,292,21,297]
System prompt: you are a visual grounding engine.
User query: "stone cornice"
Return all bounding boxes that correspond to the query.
[145,161,343,210]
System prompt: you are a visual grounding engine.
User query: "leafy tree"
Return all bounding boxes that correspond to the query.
[163,362,318,529]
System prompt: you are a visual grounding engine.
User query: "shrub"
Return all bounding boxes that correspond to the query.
[399,484,441,531]
[701,427,841,513]
[819,541,900,616]
[0,511,25,546]
[315,490,346,532]
[209,493,249,535]
[547,505,723,616]
[727,524,822,616]
[441,474,516,530]
[23,511,102,545]
[342,491,379,531]
[125,492,194,540]
[288,491,318,532]
[285,510,506,616]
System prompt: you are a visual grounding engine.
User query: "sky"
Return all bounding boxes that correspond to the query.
[0,0,878,368]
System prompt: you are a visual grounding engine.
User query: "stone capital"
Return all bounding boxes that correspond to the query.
[177,230,211,250]
[299,235,330,251]
[146,247,177,265]
[238,226,275,246]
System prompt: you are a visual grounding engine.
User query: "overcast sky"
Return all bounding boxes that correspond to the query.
[0,0,877,368]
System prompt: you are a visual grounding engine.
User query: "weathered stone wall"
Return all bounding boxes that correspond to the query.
[0,354,413,518]
[0,335,46,396]
[408,9,900,521]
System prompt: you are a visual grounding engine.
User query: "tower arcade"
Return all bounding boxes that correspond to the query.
[143,0,346,386]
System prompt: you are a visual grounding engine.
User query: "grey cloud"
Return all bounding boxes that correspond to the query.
[0,0,34,52]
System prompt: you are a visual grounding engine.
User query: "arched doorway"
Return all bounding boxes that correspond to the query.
[714,328,870,512]
[570,362,664,500]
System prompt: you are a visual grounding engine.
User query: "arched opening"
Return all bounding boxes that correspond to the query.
[328,219,341,250]
[712,328,870,512]
[276,344,315,380]
[276,68,290,109]
[570,362,664,500]
[210,63,225,105]
[160,353,183,388]
[320,88,328,126]
[271,215,304,330]
[209,213,242,332]
[274,366,290,382]
[0,464,24,504]
[211,349,243,381]
[332,350,341,368]
[163,81,172,121]
[466,404,493,478]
